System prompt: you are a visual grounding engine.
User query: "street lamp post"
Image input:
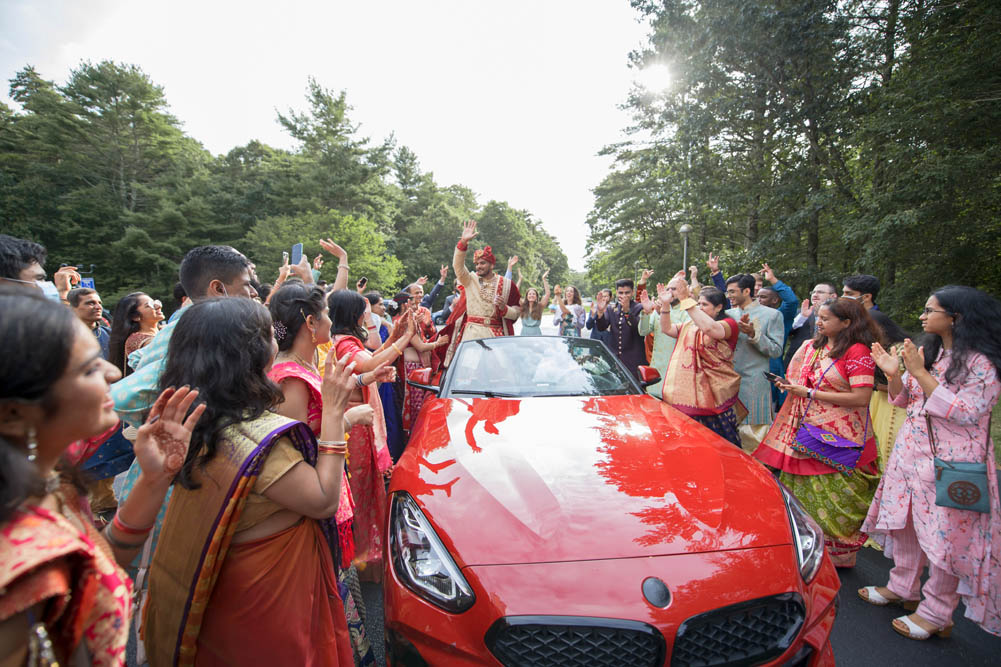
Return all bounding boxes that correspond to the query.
[679,224,693,273]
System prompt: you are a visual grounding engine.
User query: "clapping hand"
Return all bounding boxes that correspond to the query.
[900,338,925,376]
[640,289,655,314]
[134,386,207,480]
[737,313,755,336]
[871,342,901,379]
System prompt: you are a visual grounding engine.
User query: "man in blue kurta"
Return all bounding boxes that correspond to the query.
[723,273,785,452]
[755,263,799,408]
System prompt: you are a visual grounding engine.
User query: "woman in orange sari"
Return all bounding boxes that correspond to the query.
[142,298,358,665]
[650,279,743,448]
[328,289,413,582]
[0,288,204,666]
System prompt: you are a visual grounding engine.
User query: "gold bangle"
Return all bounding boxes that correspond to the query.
[391,342,403,354]
[318,445,347,455]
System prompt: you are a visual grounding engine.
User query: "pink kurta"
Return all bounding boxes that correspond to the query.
[862,349,1001,635]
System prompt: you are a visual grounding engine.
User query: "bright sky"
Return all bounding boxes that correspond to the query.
[0,0,653,269]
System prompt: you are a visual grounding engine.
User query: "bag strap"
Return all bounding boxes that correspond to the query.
[799,353,871,445]
[925,411,993,464]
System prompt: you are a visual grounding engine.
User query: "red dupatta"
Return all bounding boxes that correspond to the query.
[333,336,393,474]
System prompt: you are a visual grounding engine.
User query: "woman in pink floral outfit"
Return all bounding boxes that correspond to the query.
[860,285,1001,640]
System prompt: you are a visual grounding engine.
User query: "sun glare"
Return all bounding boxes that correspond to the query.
[635,63,672,91]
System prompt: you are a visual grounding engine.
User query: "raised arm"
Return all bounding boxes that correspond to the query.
[539,270,551,309]
[319,238,350,292]
[103,387,206,567]
[453,220,476,288]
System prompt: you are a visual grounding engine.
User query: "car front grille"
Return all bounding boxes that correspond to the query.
[670,593,806,666]
[485,616,665,667]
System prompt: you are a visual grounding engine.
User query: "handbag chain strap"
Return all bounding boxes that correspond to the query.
[925,411,992,464]
[798,350,870,443]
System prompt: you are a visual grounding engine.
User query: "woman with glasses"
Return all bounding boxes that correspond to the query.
[754,298,882,568]
[860,286,1001,640]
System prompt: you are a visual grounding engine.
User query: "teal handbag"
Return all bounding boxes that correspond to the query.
[927,415,992,514]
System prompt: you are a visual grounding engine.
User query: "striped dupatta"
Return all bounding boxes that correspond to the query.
[141,412,328,665]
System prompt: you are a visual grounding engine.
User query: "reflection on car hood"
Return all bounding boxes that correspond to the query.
[393,395,791,567]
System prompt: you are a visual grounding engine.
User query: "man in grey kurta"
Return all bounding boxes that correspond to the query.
[724,273,785,452]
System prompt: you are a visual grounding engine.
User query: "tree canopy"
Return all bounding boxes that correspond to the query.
[586,0,1001,325]
[0,61,571,308]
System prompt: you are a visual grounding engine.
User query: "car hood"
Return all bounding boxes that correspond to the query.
[392,395,792,567]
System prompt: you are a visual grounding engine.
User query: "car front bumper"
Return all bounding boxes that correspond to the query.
[384,544,839,666]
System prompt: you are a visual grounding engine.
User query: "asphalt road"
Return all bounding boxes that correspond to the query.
[362,546,1001,666]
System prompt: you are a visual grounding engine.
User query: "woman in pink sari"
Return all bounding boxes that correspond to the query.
[327,289,413,581]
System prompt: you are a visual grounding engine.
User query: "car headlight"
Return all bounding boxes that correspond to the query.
[389,492,475,613]
[778,482,824,582]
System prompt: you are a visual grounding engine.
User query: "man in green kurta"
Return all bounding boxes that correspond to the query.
[639,282,690,398]
[724,273,785,452]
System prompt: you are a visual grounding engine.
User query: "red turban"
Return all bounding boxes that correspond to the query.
[473,246,496,265]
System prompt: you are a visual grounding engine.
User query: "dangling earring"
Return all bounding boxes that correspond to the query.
[26,425,38,462]
[310,327,317,344]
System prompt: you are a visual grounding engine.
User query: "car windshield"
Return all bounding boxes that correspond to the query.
[445,337,640,397]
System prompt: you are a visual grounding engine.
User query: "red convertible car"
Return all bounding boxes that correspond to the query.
[384,336,839,666]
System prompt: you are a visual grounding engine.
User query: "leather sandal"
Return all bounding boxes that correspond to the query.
[892,614,953,640]
[857,586,919,611]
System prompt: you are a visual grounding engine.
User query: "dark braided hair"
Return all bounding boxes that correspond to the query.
[268,282,327,351]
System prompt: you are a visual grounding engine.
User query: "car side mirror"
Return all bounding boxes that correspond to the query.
[637,365,660,388]
[407,367,439,395]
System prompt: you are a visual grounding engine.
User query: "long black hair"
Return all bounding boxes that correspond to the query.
[0,287,78,522]
[108,291,146,374]
[922,285,1001,385]
[328,289,368,341]
[268,282,326,352]
[160,298,283,489]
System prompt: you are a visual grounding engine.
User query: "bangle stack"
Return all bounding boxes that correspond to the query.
[106,511,153,549]
[356,374,366,387]
[318,440,348,456]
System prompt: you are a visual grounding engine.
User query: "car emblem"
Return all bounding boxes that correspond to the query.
[642,577,671,608]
